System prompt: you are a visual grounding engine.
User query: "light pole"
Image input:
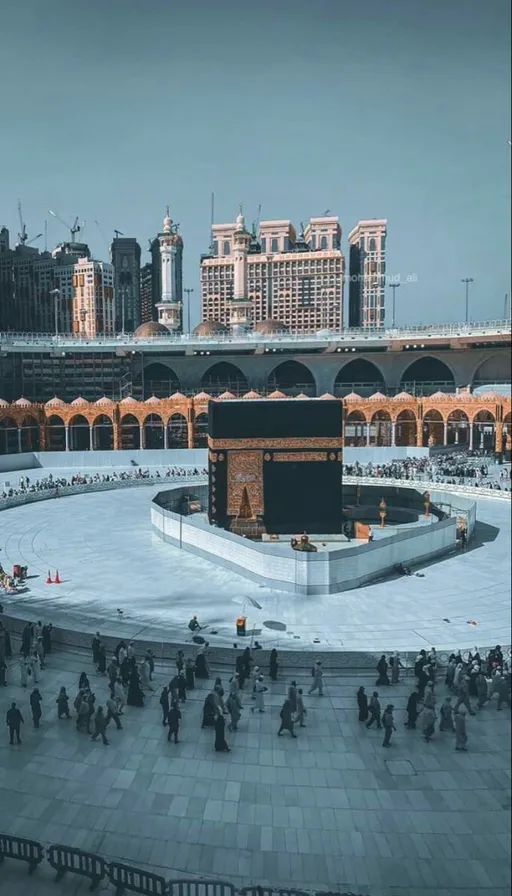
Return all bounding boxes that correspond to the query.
[388,282,401,328]
[461,278,474,324]
[184,288,194,333]
[50,288,60,338]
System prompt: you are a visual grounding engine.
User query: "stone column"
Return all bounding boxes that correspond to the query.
[113,425,120,451]
[469,425,474,451]
[17,427,22,453]
[391,422,396,447]
[416,421,423,447]
[187,418,195,449]
[366,422,371,446]
[495,422,503,453]
[443,421,448,445]
[139,424,144,450]
[163,424,168,450]
[89,424,94,451]
[454,426,459,445]
[65,425,69,451]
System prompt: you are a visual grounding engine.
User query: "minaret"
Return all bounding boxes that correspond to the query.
[155,208,182,332]
[229,204,252,335]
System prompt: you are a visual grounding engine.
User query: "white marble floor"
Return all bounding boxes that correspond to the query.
[1,484,510,652]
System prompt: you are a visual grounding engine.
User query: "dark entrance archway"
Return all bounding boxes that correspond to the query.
[395,410,417,447]
[20,416,40,452]
[472,410,495,452]
[69,415,90,451]
[422,410,444,447]
[344,410,367,446]
[267,361,316,396]
[168,413,188,448]
[194,413,209,447]
[141,363,180,400]
[334,359,385,397]
[46,415,66,452]
[370,411,392,446]
[120,414,140,450]
[400,357,455,395]
[0,417,18,454]
[447,410,469,446]
[201,362,248,396]
[143,414,164,449]
[92,415,114,450]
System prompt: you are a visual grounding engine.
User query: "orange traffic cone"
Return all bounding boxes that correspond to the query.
[46,570,53,584]
[54,570,61,584]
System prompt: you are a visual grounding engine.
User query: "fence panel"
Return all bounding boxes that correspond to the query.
[47,844,106,890]
[0,834,44,874]
[108,861,167,896]
[167,881,236,896]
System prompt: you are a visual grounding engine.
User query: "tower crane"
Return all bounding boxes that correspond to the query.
[48,209,82,241]
[114,229,124,239]
[16,200,42,247]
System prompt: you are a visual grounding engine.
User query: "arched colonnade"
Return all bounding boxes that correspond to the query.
[0,392,510,454]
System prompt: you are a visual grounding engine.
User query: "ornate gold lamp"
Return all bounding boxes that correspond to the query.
[379,497,387,528]
[423,490,431,517]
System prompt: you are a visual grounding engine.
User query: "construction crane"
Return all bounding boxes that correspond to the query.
[16,200,42,247]
[114,229,124,239]
[48,209,82,241]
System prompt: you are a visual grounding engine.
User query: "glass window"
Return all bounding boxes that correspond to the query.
[271,238,278,253]
[260,238,266,252]
[320,235,328,250]
[223,241,230,255]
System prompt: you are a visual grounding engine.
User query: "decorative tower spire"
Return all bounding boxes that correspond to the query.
[155,208,182,332]
[230,204,252,336]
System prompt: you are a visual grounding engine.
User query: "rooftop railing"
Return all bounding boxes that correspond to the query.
[0,318,510,348]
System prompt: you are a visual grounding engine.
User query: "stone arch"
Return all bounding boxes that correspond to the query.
[19,415,41,452]
[194,412,209,448]
[472,353,512,388]
[471,409,495,452]
[167,412,188,449]
[395,409,418,447]
[343,410,367,447]
[120,414,140,450]
[267,360,316,396]
[92,414,114,450]
[201,362,248,396]
[0,416,19,454]
[400,357,455,394]
[46,414,66,452]
[143,413,164,449]
[69,414,91,451]
[370,410,392,447]
[140,363,180,400]
[447,409,470,446]
[334,359,385,396]
[422,409,444,447]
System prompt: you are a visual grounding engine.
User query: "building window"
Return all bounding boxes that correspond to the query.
[223,241,230,255]
[320,235,327,250]
[271,238,278,253]
[300,277,314,307]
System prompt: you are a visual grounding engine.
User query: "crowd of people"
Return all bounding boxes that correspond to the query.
[1,466,207,501]
[356,646,511,750]
[3,621,510,753]
[343,452,511,490]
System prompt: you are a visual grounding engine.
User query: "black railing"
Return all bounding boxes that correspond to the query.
[0,834,369,896]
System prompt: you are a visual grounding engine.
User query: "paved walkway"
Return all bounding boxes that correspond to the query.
[1,486,510,651]
[0,641,510,896]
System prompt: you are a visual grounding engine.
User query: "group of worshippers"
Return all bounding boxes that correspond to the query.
[15,621,52,688]
[356,645,511,750]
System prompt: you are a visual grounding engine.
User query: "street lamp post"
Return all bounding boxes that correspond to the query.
[184,288,194,333]
[388,282,401,328]
[50,288,60,338]
[461,278,474,324]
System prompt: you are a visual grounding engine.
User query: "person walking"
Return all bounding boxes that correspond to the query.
[97,644,107,675]
[454,706,468,751]
[19,655,28,688]
[476,672,488,708]
[167,701,181,744]
[382,705,396,747]
[496,675,511,711]
[454,676,476,715]
[366,692,381,729]
[91,707,109,745]
[277,698,296,737]
[390,652,402,685]
[445,658,457,690]
[91,632,101,665]
[185,657,195,690]
[177,671,187,703]
[405,690,419,729]
[269,648,278,681]
[213,677,226,713]
[422,705,436,742]
[227,689,242,732]
[105,695,123,730]
[159,686,170,725]
[114,678,125,714]
[252,675,266,713]
[309,661,324,696]
[423,682,436,710]
[6,702,23,744]
[288,681,298,713]
[250,666,260,699]
[357,686,369,722]
[29,688,43,728]
[376,655,390,686]
[295,688,307,727]
[439,697,454,731]
[56,687,70,719]
[214,712,231,752]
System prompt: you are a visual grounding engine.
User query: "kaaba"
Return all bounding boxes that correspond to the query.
[208,399,343,536]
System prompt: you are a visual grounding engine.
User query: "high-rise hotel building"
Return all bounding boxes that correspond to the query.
[348,219,387,328]
[200,213,344,333]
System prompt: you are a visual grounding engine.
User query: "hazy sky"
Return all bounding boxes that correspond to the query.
[0,0,510,326]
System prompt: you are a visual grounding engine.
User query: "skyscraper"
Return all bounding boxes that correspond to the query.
[200,213,344,333]
[140,262,156,323]
[348,219,387,328]
[110,237,141,332]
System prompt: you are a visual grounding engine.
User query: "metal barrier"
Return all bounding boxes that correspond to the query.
[168,883,235,896]
[108,861,167,895]
[0,833,44,874]
[47,844,106,890]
